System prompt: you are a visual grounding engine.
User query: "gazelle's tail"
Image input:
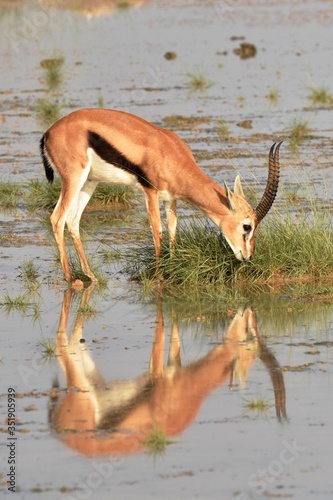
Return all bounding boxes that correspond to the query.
[40,134,54,183]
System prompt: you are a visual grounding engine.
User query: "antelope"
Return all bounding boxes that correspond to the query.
[49,287,287,457]
[40,108,282,287]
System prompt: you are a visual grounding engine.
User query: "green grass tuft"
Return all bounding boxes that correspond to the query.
[142,428,173,458]
[125,210,333,290]
[40,56,65,92]
[0,292,32,314]
[26,179,135,211]
[265,89,280,104]
[19,260,41,291]
[38,337,55,359]
[308,86,333,107]
[185,69,212,92]
[286,117,311,151]
[0,181,24,210]
[243,396,273,416]
[35,98,63,128]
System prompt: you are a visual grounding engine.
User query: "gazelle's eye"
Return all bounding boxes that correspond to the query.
[243,224,252,233]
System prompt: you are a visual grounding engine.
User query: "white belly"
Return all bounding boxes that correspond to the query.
[87,148,139,187]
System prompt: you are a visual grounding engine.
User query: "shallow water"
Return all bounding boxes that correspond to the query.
[1,1,333,499]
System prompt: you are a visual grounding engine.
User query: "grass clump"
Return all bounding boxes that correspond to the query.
[185,69,212,92]
[19,260,41,291]
[26,179,135,211]
[243,396,273,416]
[26,178,62,210]
[217,120,230,141]
[286,117,311,151]
[35,98,63,128]
[40,56,65,92]
[308,86,333,107]
[265,89,280,104]
[126,220,237,288]
[125,210,333,290]
[36,54,65,128]
[38,337,55,361]
[142,428,173,458]
[0,181,24,210]
[92,184,135,208]
[0,292,32,315]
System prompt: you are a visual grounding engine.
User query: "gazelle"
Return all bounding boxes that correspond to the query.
[50,287,286,457]
[40,108,282,286]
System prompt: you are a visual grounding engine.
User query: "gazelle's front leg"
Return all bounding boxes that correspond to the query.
[168,308,181,369]
[164,199,177,254]
[143,188,163,261]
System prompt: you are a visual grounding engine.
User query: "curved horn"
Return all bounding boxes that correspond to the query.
[255,141,282,222]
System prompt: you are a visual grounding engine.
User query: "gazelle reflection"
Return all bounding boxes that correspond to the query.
[50,287,286,457]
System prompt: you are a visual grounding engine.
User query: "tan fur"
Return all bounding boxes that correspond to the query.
[42,109,277,286]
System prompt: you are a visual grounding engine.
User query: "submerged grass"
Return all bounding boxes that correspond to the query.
[125,209,333,290]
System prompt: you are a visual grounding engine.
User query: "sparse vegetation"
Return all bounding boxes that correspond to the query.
[0,181,24,210]
[217,120,230,141]
[19,260,41,291]
[0,292,32,314]
[308,86,333,107]
[26,179,135,211]
[286,117,311,151]
[185,69,212,92]
[237,95,245,107]
[38,337,55,360]
[243,396,273,416]
[97,94,104,107]
[26,178,62,210]
[35,98,63,128]
[36,54,65,128]
[40,56,65,92]
[265,89,280,104]
[142,428,173,458]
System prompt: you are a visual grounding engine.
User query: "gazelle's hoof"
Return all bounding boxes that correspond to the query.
[71,279,84,290]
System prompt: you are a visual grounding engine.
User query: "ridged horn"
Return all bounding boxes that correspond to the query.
[255,141,282,222]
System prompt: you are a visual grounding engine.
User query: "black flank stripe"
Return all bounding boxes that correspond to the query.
[88,130,151,188]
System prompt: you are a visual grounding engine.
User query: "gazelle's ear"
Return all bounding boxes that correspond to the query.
[234,175,245,199]
[224,181,237,211]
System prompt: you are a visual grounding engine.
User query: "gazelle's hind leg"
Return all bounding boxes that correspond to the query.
[50,162,91,287]
[66,180,99,282]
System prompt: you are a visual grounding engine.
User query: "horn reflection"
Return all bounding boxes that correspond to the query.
[49,287,286,457]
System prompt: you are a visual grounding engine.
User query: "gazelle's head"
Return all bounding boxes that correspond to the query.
[220,142,282,261]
